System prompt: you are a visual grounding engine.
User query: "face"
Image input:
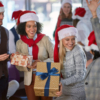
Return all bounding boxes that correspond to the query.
[62,3,71,16]
[62,36,76,50]
[0,12,4,25]
[25,21,37,39]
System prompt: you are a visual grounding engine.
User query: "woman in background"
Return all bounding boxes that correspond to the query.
[53,0,73,38]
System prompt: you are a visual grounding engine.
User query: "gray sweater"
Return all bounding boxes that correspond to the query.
[61,45,86,90]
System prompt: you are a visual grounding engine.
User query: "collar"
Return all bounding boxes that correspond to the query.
[65,47,71,51]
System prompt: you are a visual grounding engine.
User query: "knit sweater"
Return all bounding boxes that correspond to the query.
[61,45,86,90]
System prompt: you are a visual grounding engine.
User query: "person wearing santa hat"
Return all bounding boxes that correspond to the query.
[9,10,22,53]
[72,7,93,46]
[84,0,100,99]
[53,0,73,38]
[85,31,100,68]
[54,24,86,100]
[72,7,93,66]
[0,1,10,100]
[15,10,53,100]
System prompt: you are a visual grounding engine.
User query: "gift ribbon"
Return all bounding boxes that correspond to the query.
[36,62,60,96]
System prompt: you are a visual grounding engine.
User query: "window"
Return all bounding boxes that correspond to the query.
[1,0,25,29]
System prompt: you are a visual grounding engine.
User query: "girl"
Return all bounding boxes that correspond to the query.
[54,24,86,100]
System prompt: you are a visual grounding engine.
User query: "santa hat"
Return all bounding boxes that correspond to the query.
[0,1,4,12]
[54,24,78,62]
[12,10,23,20]
[17,10,39,25]
[85,31,99,51]
[72,7,86,20]
[61,0,72,8]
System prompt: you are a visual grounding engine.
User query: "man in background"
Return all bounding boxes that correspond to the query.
[0,1,9,100]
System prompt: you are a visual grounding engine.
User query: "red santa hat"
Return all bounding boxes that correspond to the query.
[11,10,23,20]
[85,31,99,51]
[61,0,72,8]
[72,7,86,20]
[54,24,78,62]
[0,1,4,12]
[17,10,39,25]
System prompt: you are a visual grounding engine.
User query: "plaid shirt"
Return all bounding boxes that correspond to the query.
[85,18,100,100]
[0,26,9,53]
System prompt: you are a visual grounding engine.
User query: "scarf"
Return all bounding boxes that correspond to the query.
[21,33,45,60]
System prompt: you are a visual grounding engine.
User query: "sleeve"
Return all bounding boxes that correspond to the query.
[61,49,86,85]
[91,17,100,51]
[16,40,31,72]
[43,36,54,62]
[9,30,16,53]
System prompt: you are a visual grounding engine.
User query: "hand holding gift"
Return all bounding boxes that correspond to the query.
[10,52,33,67]
[55,82,62,97]
[27,60,41,69]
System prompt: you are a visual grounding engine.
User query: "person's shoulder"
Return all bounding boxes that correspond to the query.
[1,26,9,33]
[16,39,23,44]
[41,35,51,42]
[73,44,82,50]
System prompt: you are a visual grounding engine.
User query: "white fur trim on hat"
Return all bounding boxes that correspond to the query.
[20,13,39,23]
[85,44,99,51]
[58,27,78,40]
[0,7,4,12]
[61,0,72,8]
[85,39,99,51]
[72,9,83,20]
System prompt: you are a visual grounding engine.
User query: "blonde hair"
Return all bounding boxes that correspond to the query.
[59,40,66,69]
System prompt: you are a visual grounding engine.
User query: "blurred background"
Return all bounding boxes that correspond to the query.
[1,0,82,40]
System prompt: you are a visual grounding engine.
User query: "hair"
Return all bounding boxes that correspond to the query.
[91,49,100,60]
[59,40,66,69]
[60,5,72,20]
[17,22,42,35]
[73,19,80,27]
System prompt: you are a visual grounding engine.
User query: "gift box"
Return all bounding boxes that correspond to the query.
[34,62,60,97]
[11,53,33,67]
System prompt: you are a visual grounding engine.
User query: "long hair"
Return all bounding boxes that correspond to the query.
[60,6,72,20]
[59,40,66,69]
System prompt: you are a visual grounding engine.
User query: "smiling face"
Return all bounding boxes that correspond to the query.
[62,3,71,16]
[25,21,37,39]
[62,36,76,50]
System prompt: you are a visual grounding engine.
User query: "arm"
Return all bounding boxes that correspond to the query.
[43,36,54,62]
[16,40,31,72]
[86,0,100,51]
[91,18,100,51]
[86,0,100,18]
[61,49,86,85]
